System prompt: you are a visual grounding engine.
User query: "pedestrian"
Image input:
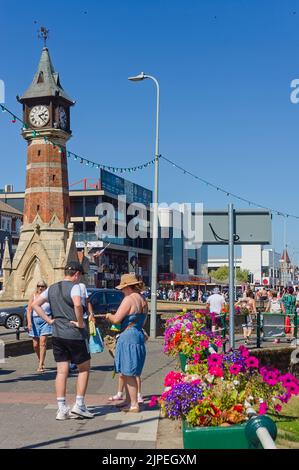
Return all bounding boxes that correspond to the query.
[69,281,96,373]
[26,280,52,372]
[32,261,94,421]
[105,273,148,413]
[281,286,296,341]
[206,288,226,333]
[238,289,256,344]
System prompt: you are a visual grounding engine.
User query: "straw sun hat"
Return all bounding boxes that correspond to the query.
[115,273,143,290]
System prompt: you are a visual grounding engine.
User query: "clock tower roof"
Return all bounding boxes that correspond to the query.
[19,47,75,105]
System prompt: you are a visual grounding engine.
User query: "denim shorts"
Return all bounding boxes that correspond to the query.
[29,316,52,338]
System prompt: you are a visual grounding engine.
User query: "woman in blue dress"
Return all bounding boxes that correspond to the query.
[106,273,148,413]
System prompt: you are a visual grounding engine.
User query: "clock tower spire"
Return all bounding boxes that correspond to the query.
[1,47,78,300]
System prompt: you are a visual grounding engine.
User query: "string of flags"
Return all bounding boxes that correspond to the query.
[1,103,299,220]
[0,104,156,173]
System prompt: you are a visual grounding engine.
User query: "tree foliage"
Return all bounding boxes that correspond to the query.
[210,266,249,284]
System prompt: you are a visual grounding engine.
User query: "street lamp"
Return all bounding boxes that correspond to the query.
[128,72,160,339]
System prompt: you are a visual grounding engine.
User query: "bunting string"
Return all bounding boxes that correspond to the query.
[1,103,299,220]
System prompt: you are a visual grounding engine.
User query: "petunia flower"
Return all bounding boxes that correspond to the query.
[259,402,267,415]
[245,356,259,369]
[229,364,242,376]
[208,354,223,367]
[149,396,159,408]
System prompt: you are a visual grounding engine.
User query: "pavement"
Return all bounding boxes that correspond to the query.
[0,337,183,449]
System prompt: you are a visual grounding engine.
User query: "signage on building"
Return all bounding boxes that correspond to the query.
[75,241,104,249]
[200,210,272,245]
[100,169,152,205]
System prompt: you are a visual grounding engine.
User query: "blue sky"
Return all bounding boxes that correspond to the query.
[1,0,299,261]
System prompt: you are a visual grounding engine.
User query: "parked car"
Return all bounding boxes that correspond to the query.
[0,305,27,329]
[87,288,124,314]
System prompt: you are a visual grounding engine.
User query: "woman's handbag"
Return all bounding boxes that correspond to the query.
[104,335,117,358]
[89,322,104,354]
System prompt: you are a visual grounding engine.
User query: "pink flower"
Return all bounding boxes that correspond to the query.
[245,356,259,369]
[193,354,200,365]
[215,339,223,348]
[279,373,298,387]
[285,382,299,396]
[259,402,267,415]
[239,345,250,358]
[164,371,183,387]
[274,404,282,413]
[278,393,292,404]
[200,340,209,348]
[149,396,158,408]
[195,346,201,351]
[208,354,223,367]
[209,366,224,378]
[229,364,242,376]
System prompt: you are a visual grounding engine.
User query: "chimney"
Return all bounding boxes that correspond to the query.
[4,184,13,193]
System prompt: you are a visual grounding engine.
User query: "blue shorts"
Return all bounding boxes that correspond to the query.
[29,316,52,338]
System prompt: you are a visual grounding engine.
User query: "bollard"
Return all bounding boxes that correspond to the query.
[245,415,277,449]
[16,327,20,341]
[256,312,261,349]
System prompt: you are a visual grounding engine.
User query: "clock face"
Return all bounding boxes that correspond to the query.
[58,106,67,130]
[29,105,50,127]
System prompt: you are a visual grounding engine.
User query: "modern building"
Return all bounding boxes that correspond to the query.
[0,200,23,286]
[157,207,209,287]
[208,245,281,287]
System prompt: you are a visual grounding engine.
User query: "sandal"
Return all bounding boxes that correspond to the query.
[122,406,140,413]
[36,367,45,373]
[108,393,124,402]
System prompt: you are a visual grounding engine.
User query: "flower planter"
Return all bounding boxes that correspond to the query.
[182,420,261,449]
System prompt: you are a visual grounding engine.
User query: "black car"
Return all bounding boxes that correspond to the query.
[87,288,124,314]
[0,305,27,329]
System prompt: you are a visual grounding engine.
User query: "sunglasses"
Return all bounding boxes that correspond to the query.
[37,285,46,288]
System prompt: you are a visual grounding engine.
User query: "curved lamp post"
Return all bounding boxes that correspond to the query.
[128,72,160,339]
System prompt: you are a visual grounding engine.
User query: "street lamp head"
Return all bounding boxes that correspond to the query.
[128,72,147,81]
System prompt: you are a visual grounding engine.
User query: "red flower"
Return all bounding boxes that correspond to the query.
[209,366,224,378]
[233,404,244,413]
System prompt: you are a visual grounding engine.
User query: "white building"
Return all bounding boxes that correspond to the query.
[208,245,281,287]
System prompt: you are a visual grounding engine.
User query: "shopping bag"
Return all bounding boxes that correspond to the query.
[89,327,104,353]
[284,316,291,334]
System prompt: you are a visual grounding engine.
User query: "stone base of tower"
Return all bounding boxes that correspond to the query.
[0,214,78,301]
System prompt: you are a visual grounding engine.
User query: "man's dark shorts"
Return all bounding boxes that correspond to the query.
[52,337,91,365]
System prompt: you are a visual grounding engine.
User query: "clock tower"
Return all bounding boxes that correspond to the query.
[1,47,78,300]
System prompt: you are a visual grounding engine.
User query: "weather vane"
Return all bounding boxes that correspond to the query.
[38,26,50,47]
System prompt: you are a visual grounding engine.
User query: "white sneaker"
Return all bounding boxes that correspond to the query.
[56,407,72,421]
[70,403,94,419]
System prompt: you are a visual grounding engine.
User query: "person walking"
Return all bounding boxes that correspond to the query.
[206,287,226,333]
[27,280,52,372]
[281,286,296,341]
[105,273,148,413]
[32,261,94,421]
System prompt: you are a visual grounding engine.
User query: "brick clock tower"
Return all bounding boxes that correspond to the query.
[1,47,78,300]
